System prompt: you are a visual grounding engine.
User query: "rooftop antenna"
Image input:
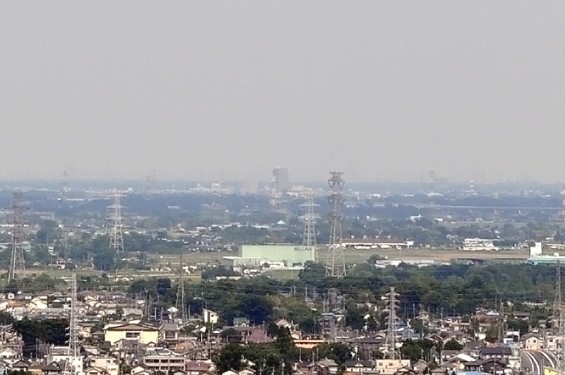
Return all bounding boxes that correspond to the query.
[8,191,27,283]
[325,172,346,278]
[108,190,125,254]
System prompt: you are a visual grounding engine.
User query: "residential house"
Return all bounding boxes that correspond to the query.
[522,333,543,350]
[143,348,185,373]
[310,359,340,375]
[0,347,19,360]
[29,363,44,375]
[160,323,181,344]
[440,353,477,372]
[84,366,108,375]
[0,360,9,375]
[464,358,507,374]
[375,359,411,375]
[12,359,31,372]
[202,309,219,325]
[186,360,213,375]
[479,347,511,362]
[90,357,119,375]
[104,323,159,345]
[344,360,375,373]
[42,362,63,375]
[412,360,429,374]
[233,318,250,327]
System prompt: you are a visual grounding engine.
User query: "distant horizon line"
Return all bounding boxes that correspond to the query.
[0,177,563,187]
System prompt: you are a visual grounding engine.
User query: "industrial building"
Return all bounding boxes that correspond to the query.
[223,244,316,268]
[462,238,499,251]
[527,242,565,265]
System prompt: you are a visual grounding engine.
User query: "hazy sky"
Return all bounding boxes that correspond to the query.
[2,1,565,183]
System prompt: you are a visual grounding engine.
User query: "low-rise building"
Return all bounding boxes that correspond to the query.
[142,348,185,373]
[375,359,411,375]
[104,323,159,345]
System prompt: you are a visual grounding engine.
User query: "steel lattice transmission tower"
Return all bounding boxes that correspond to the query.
[301,193,319,247]
[176,255,188,325]
[65,274,82,375]
[384,287,400,359]
[325,172,346,278]
[560,184,565,222]
[8,191,26,283]
[555,261,562,332]
[557,305,565,374]
[107,190,125,254]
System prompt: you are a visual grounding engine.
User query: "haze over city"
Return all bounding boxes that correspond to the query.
[2,1,565,183]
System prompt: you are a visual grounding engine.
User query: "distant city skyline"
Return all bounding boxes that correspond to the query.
[3,2,565,183]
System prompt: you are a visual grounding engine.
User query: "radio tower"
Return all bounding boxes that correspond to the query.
[65,274,82,375]
[325,172,346,278]
[107,190,125,254]
[384,287,400,359]
[301,193,319,247]
[8,191,26,283]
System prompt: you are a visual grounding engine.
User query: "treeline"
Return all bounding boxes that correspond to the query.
[128,262,558,331]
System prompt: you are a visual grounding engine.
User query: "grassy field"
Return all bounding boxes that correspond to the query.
[150,247,531,267]
[0,248,529,282]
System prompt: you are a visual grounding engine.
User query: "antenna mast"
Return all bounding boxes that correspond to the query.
[325,172,346,278]
[8,191,26,283]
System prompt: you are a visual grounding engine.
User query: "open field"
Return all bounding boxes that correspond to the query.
[151,247,532,267]
[0,248,530,282]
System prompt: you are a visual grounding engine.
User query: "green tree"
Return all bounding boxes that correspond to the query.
[237,295,273,325]
[214,343,245,373]
[443,338,463,351]
[93,250,115,271]
[298,262,326,285]
[507,319,529,335]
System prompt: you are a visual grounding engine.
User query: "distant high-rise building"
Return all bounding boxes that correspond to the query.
[272,167,290,193]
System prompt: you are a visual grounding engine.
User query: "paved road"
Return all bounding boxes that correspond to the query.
[522,350,557,375]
